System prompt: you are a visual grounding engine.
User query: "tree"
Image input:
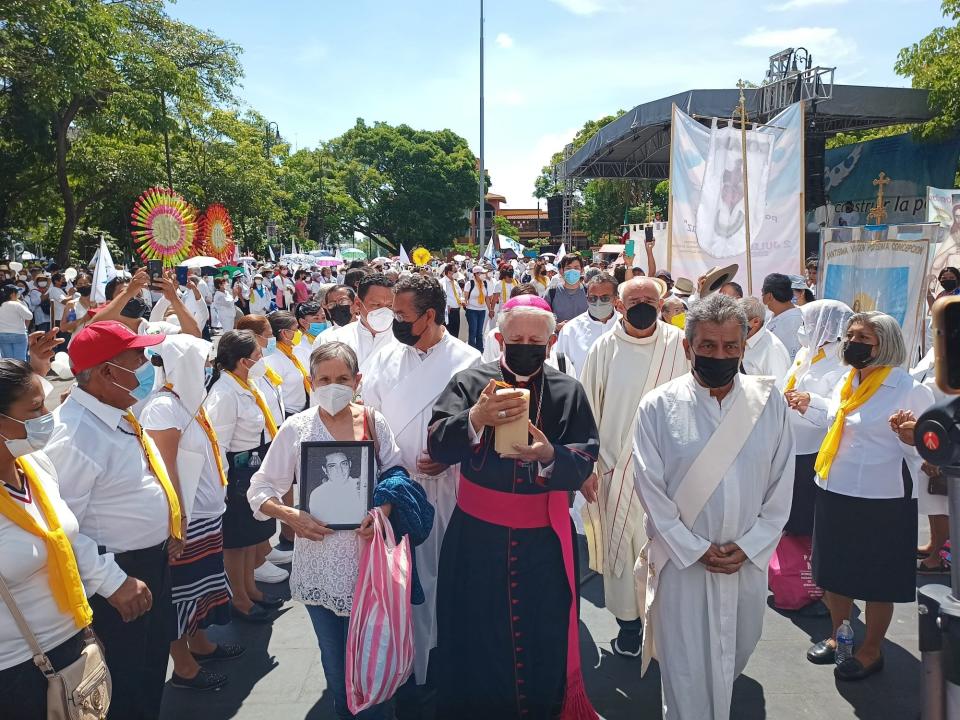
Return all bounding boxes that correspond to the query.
[896,1,960,138]
[493,214,520,243]
[327,120,478,254]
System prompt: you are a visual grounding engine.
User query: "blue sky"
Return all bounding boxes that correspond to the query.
[168,0,947,209]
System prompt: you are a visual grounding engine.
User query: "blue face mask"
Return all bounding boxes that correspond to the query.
[309,322,328,337]
[204,367,214,383]
[264,337,277,356]
[108,359,156,401]
[563,269,582,285]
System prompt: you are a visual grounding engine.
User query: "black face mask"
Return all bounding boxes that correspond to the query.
[392,315,423,346]
[327,304,353,327]
[843,340,874,369]
[941,278,958,293]
[625,302,658,331]
[504,343,548,377]
[693,354,740,388]
[77,286,92,297]
[120,296,147,319]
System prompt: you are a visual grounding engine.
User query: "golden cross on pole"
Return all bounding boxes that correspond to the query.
[866,171,890,225]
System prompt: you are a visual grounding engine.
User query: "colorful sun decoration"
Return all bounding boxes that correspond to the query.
[199,203,235,262]
[130,187,198,266]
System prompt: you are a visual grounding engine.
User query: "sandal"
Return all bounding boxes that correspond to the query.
[191,642,246,663]
[918,557,951,575]
[170,667,228,691]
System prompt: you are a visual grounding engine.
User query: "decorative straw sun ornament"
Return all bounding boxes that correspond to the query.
[412,247,432,266]
[130,187,198,266]
[199,203,235,262]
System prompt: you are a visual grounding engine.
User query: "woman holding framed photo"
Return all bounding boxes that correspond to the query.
[248,341,433,720]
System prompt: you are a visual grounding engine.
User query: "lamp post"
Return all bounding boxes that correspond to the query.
[317,143,325,249]
[265,121,280,160]
[477,0,486,257]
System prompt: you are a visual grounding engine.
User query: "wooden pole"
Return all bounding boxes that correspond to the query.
[667,104,676,272]
[738,81,754,295]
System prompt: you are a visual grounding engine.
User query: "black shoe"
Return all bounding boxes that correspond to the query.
[835,655,884,681]
[276,537,295,552]
[794,600,831,618]
[170,667,228,691]
[191,642,246,663]
[255,595,285,610]
[806,640,836,665]
[230,604,273,624]
[611,630,642,658]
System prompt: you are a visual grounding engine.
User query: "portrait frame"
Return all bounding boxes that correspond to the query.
[299,440,375,530]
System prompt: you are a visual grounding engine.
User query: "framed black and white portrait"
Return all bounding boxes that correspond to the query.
[299,441,375,530]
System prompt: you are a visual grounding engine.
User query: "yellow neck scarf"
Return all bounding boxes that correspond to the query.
[473,279,485,304]
[227,371,278,439]
[784,347,826,393]
[195,407,228,487]
[264,366,283,387]
[450,279,463,305]
[814,366,893,482]
[124,411,183,540]
[500,280,516,303]
[0,459,93,628]
[278,342,312,399]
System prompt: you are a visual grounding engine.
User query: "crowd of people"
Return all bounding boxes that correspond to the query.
[0,247,956,720]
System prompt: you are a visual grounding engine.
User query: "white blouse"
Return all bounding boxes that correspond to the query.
[265,350,308,415]
[204,373,269,454]
[247,407,402,616]
[807,366,934,499]
[0,452,127,670]
[787,345,849,455]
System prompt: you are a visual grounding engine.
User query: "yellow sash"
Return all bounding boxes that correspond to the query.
[473,279,485,305]
[123,411,183,540]
[451,279,463,306]
[784,347,826,393]
[0,459,93,628]
[814,366,893,482]
[226,372,278,439]
[196,407,228,487]
[500,280,516,303]
[264,366,283,387]
[278,342,312,398]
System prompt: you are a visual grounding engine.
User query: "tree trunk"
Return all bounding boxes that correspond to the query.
[54,98,83,266]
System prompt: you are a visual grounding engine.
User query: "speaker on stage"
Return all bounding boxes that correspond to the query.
[546,195,563,238]
[805,129,826,211]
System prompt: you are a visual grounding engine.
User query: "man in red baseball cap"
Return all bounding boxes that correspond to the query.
[45,320,182,719]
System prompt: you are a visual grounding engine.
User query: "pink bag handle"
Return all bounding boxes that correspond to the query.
[368,507,397,549]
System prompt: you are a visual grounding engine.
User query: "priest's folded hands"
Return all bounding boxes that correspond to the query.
[699,543,748,574]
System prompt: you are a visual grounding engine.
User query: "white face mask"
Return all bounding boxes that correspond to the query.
[247,357,266,380]
[365,306,395,333]
[311,383,355,415]
[1,412,55,458]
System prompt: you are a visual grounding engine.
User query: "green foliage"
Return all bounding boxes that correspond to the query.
[896,1,960,138]
[826,125,918,150]
[493,214,520,243]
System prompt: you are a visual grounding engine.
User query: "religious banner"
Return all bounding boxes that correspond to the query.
[926,186,960,287]
[818,223,936,361]
[669,101,803,293]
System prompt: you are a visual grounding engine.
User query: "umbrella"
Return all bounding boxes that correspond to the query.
[182,256,222,269]
[341,247,367,261]
[452,254,467,262]
[539,252,556,258]
[314,258,342,267]
[21,251,37,260]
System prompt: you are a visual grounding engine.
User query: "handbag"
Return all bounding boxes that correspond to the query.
[344,507,414,715]
[768,534,824,611]
[0,575,111,720]
[924,462,948,496]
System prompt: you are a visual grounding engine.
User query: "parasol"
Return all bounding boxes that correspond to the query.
[340,247,367,261]
[182,256,222,269]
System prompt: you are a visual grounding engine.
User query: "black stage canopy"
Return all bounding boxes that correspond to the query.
[562,85,934,181]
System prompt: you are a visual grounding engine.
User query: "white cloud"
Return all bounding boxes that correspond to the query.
[488,128,579,209]
[495,32,514,49]
[767,0,847,10]
[736,26,857,62]
[547,0,630,16]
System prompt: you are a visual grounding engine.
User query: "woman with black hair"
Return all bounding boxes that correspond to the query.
[204,330,283,623]
[293,301,327,366]
[927,266,960,308]
[212,278,236,332]
[0,360,149,717]
[0,285,33,360]
[264,311,311,417]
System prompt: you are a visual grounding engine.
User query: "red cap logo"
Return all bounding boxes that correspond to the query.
[923,431,941,452]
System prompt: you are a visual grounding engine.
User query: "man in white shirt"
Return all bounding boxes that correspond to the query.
[553,272,619,379]
[363,275,481,712]
[325,273,395,374]
[633,294,794,719]
[440,263,465,340]
[740,296,792,383]
[762,273,804,360]
[47,272,74,331]
[46,321,182,720]
[96,269,201,338]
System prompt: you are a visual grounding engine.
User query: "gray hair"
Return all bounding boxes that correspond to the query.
[845,311,906,368]
[497,306,557,337]
[75,368,93,386]
[310,340,359,377]
[685,294,749,344]
[739,297,766,324]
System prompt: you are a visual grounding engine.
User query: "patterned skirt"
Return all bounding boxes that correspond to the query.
[169,515,232,639]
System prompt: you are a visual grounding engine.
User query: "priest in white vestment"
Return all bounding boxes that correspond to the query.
[324,274,395,376]
[362,275,481,705]
[553,272,620,380]
[633,294,795,720]
[579,277,688,657]
[740,296,792,385]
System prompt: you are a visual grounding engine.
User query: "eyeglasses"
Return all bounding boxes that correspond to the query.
[587,295,613,304]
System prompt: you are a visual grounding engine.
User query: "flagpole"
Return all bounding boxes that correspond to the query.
[477,0,486,261]
[737,80,754,296]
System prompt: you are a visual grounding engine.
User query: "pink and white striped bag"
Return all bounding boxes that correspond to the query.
[345,508,415,715]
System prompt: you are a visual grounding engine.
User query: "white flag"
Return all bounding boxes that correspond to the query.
[91,238,117,305]
[556,243,566,262]
[291,237,299,256]
[399,244,411,265]
[268,245,276,261]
